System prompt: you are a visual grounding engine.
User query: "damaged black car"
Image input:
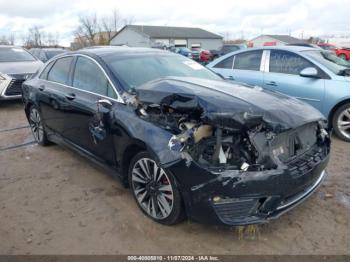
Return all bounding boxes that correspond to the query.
[22,47,331,226]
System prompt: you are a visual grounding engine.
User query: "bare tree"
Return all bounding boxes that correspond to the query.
[100,9,120,44]
[8,33,15,45]
[24,26,43,48]
[74,13,99,47]
[0,36,9,45]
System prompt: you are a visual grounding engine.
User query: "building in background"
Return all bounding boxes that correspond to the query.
[110,25,223,50]
[248,35,306,47]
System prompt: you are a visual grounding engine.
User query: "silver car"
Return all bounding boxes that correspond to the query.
[0,46,43,100]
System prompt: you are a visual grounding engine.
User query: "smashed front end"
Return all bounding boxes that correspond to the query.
[126,78,331,225]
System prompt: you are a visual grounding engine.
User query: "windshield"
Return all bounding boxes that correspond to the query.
[0,47,36,62]
[104,54,222,90]
[45,50,65,60]
[303,50,350,74]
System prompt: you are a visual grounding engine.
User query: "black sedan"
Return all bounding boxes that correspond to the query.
[22,47,331,225]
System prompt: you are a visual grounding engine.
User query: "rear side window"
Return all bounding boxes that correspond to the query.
[214,56,234,69]
[72,57,117,98]
[39,61,55,80]
[233,51,262,71]
[47,57,73,85]
[269,50,314,75]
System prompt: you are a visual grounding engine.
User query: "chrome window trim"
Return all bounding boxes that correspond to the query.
[39,54,125,104]
[41,79,123,104]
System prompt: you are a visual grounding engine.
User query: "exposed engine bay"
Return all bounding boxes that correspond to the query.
[124,77,330,172]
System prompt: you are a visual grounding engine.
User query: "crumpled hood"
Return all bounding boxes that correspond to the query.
[135,77,325,131]
[0,60,43,75]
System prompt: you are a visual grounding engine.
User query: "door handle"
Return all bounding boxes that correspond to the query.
[266,81,277,86]
[38,85,45,91]
[225,75,235,80]
[65,93,76,100]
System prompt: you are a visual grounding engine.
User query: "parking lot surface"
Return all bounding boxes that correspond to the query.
[0,101,349,255]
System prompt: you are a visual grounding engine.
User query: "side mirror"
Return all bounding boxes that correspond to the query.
[300,67,319,78]
[97,99,113,110]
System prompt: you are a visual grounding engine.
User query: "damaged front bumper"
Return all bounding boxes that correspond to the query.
[167,143,330,226]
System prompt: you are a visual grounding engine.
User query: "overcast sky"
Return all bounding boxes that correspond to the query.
[0,0,348,46]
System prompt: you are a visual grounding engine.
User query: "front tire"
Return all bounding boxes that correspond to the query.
[332,103,350,142]
[29,106,50,146]
[128,152,185,225]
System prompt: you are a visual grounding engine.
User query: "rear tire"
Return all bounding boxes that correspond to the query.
[128,151,185,225]
[332,103,350,142]
[29,106,50,146]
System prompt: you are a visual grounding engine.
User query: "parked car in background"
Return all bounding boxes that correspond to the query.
[207,46,350,142]
[286,43,322,49]
[317,43,337,51]
[211,44,246,60]
[22,47,330,226]
[317,43,350,60]
[0,46,43,100]
[191,47,212,63]
[199,49,212,63]
[175,47,193,59]
[29,48,67,62]
[335,48,350,61]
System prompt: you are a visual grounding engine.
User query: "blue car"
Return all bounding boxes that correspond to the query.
[175,47,193,59]
[207,46,350,142]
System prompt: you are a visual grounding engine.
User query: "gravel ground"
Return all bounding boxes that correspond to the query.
[0,100,349,255]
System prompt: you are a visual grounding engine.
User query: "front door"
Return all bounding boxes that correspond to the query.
[63,56,120,166]
[263,50,325,111]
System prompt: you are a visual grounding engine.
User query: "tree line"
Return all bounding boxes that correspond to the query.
[0,9,133,49]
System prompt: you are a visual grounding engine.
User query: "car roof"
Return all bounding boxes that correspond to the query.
[72,46,167,58]
[243,45,318,52]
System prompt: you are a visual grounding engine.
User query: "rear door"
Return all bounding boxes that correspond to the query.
[63,56,119,166]
[231,50,264,87]
[38,56,74,135]
[263,49,325,111]
[211,50,264,87]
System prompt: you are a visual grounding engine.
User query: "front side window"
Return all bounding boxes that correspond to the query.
[214,56,234,69]
[269,50,314,75]
[233,51,262,71]
[47,57,73,84]
[72,57,117,98]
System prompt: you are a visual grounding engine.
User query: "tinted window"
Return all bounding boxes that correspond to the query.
[104,54,221,90]
[0,47,36,62]
[73,57,117,98]
[46,50,65,60]
[47,57,73,84]
[222,45,239,53]
[269,50,314,75]
[39,61,55,80]
[214,56,234,69]
[233,51,262,71]
[38,50,47,61]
